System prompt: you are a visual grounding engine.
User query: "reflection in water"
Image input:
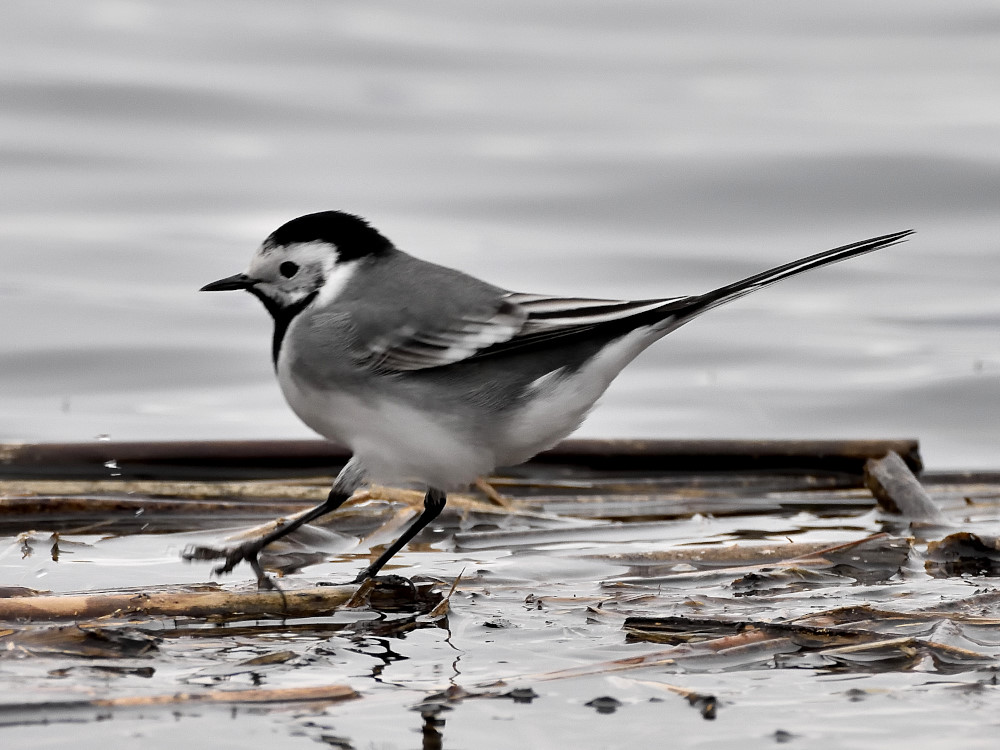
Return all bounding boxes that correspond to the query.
[416,703,448,750]
[347,635,411,684]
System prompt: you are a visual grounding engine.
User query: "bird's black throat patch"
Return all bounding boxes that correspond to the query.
[247,288,319,368]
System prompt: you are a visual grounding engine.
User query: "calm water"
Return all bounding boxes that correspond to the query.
[2,1,999,468]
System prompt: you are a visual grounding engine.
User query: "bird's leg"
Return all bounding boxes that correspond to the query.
[183,487,353,589]
[352,487,447,582]
[183,458,367,589]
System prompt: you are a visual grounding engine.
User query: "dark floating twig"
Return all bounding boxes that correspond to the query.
[0,438,922,480]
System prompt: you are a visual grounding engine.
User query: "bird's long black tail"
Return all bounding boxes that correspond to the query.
[670,229,914,323]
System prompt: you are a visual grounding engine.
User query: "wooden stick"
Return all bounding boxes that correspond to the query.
[96,683,358,706]
[99,683,358,706]
[594,540,872,567]
[0,478,330,501]
[0,438,923,480]
[474,478,512,508]
[864,451,948,523]
[0,584,359,621]
[0,684,358,719]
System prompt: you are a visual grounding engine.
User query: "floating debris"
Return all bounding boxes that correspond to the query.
[865,450,948,523]
[2,438,1000,746]
[0,684,358,727]
[926,533,1000,577]
[584,695,622,714]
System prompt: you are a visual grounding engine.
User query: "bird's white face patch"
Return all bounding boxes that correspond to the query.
[244,240,347,309]
[315,256,360,308]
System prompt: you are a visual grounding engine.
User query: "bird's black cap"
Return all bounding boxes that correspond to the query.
[264,211,394,261]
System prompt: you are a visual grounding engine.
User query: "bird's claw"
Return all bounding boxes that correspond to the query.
[182,541,277,590]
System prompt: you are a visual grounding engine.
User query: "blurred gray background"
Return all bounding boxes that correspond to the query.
[2,1,998,468]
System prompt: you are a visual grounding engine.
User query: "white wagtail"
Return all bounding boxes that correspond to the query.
[186,211,912,586]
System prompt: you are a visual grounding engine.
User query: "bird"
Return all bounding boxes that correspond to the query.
[185,210,912,587]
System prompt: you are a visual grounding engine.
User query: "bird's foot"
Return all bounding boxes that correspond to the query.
[350,565,377,585]
[182,540,278,591]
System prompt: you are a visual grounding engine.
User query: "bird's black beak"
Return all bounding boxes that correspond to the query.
[200,273,256,292]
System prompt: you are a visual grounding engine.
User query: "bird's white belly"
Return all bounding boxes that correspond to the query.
[276,320,668,488]
[279,372,495,490]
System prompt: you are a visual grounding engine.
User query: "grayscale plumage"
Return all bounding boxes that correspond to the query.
[186,211,912,586]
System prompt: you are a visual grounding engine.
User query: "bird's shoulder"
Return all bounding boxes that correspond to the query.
[297,250,688,372]
[295,251,517,371]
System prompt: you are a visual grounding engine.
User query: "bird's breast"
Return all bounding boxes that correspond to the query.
[276,354,495,489]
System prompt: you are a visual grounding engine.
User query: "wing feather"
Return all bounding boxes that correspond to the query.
[366,292,685,371]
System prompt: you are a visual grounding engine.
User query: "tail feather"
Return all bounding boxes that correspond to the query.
[463,229,913,362]
[674,229,914,321]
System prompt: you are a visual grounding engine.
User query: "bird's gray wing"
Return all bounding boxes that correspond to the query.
[365,297,527,371]
[365,292,689,371]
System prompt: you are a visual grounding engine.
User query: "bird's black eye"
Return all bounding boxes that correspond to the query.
[279,261,299,278]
